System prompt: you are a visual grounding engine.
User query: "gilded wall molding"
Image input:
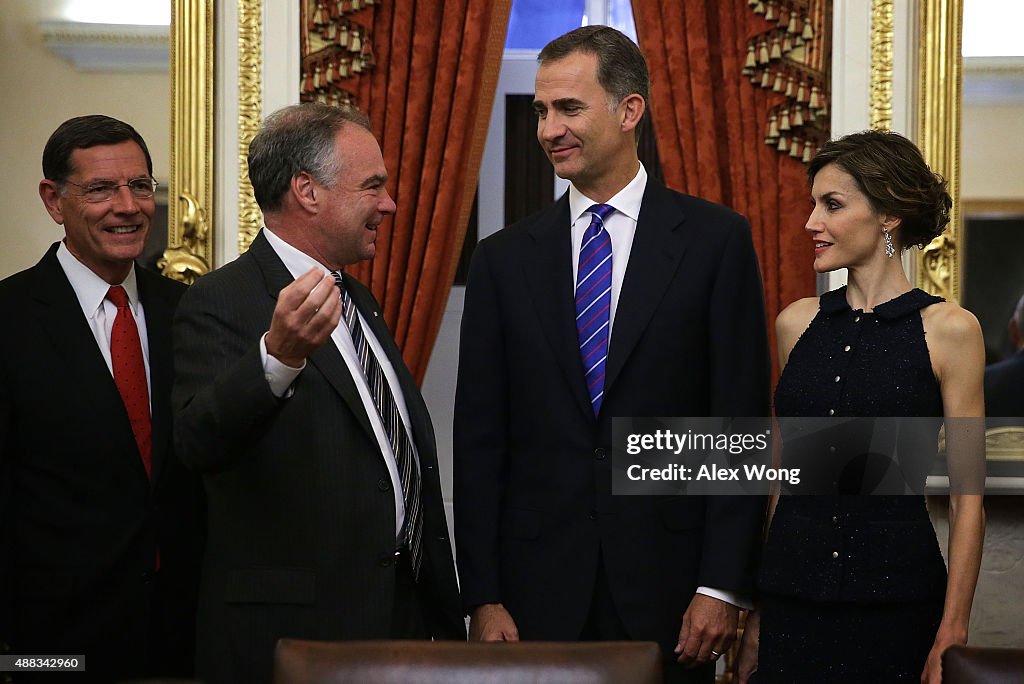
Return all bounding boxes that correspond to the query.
[869,0,894,130]
[238,0,263,254]
[162,0,214,284]
[915,0,962,302]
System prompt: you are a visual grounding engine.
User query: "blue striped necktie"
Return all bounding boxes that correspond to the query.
[332,272,423,578]
[576,203,615,416]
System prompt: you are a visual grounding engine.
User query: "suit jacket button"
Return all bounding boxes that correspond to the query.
[594,448,606,460]
[377,478,391,492]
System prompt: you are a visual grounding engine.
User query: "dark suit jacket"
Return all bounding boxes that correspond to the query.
[0,243,204,681]
[985,350,1024,418]
[173,231,465,684]
[454,183,770,657]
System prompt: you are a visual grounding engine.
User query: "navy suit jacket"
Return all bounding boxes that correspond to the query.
[0,243,204,680]
[985,350,1024,418]
[454,182,771,656]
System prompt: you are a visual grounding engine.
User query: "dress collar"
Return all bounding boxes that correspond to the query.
[819,285,945,320]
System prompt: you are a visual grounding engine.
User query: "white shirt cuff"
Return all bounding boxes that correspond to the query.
[260,332,304,398]
[695,586,753,611]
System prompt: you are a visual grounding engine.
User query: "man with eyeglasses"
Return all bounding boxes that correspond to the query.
[0,115,205,681]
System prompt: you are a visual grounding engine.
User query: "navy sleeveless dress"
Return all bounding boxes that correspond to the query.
[755,287,948,683]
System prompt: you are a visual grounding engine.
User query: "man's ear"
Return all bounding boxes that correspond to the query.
[38,180,65,225]
[291,171,318,213]
[620,94,646,134]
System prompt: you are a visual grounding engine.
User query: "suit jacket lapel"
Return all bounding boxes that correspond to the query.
[523,196,594,420]
[605,182,689,394]
[248,232,377,444]
[30,245,150,481]
[138,268,176,484]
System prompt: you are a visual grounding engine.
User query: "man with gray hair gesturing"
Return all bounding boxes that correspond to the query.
[173,103,464,684]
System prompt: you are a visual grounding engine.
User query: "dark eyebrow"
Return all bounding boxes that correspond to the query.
[360,174,388,189]
[816,191,844,201]
[532,97,586,111]
[552,97,586,110]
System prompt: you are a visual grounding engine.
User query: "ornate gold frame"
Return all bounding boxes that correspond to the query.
[162,0,214,283]
[869,0,894,130]
[914,0,962,302]
[238,0,263,254]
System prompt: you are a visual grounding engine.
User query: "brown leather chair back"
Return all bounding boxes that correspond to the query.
[272,639,662,684]
[942,645,1024,684]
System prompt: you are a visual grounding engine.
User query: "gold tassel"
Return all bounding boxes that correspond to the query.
[783,34,793,52]
[325,59,336,84]
[761,69,772,88]
[785,74,795,97]
[802,17,815,40]
[772,71,784,92]
[744,43,757,71]
[777,134,789,152]
[338,58,349,78]
[314,62,324,90]
[352,0,361,10]
[352,58,362,73]
[807,107,817,122]
[351,29,362,53]
[809,84,820,109]
[765,1,776,21]
[818,99,829,117]
[767,113,779,140]
[796,80,807,103]
[749,0,759,5]
[787,11,799,34]
[339,23,349,47]
[758,39,770,64]
[779,108,791,131]
[793,106,804,126]
[790,137,801,157]
[803,142,814,163]
[770,35,782,60]
[365,0,374,5]
[753,1,766,15]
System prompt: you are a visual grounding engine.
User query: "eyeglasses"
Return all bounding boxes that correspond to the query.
[61,178,158,203]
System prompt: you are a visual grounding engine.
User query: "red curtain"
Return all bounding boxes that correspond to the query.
[633,0,819,379]
[343,0,511,383]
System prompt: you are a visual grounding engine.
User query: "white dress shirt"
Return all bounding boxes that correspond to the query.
[567,166,748,610]
[56,241,152,410]
[259,228,411,537]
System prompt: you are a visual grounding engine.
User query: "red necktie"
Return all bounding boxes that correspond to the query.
[106,286,152,478]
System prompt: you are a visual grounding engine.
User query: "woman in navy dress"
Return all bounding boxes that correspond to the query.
[736,131,986,683]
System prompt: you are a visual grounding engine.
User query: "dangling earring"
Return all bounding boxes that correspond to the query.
[883,230,895,259]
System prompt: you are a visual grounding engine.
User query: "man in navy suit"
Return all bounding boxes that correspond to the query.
[454,26,770,683]
[985,293,1024,418]
[0,115,204,680]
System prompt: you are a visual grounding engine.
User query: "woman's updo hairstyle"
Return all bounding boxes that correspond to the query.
[808,130,952,249]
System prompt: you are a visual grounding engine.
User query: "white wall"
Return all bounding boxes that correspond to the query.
[0,0,169,279]
[962,103,1024,200]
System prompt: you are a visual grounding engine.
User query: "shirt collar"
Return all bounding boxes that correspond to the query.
[263,227,331,280]
[55,240,139,318]
[568,162,647,224]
